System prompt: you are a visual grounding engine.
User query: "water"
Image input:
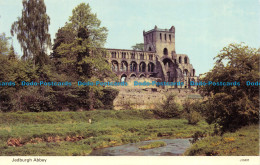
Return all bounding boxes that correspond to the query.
[89,138,191,156]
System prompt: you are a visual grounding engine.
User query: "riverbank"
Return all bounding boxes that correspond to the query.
[184,124,259,156]
[0,110,212,156]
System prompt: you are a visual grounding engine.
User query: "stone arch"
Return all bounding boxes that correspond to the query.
[120,61,128,72]
[148,62,155,72]
[162,58,174,82]
[149,47,152,51]
[148,74,155,78]
[183,69,189,76]
[130,73,137,78]
[111,60,119,72]
[179,56,182,63]
[139,62,146,72]
[162,58,174,71]
[130,61,137,72]
[177,68,182,77]
[163,48,168,55]
[120,74,127,82]
[139,74,145,78]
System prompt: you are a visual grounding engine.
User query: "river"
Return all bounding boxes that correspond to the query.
[89,138,192,156]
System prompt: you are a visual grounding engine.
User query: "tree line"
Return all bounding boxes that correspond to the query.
[0,1,118,112]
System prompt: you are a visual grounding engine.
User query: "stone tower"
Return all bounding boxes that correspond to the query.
[143,25,176,58]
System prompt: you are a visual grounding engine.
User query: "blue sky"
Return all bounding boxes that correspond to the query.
[0,0,259,74]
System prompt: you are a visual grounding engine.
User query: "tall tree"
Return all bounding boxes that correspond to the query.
[200,43,259,133]
[52,3,117,110]
[0,33,10,56]
[66,3,108,48]
[11,0,51,66]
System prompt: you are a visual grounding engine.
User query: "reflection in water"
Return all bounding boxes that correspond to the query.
[89,138,191,156]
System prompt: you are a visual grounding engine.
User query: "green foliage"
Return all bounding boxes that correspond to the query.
[153,94,182,118]
[0,33,11,56]
[189,131,206,144]
[100,88,119,109]
[11,0,51,65]
[132,43,144,51]
[185,125,259,156]
[183,100,204,125]
[200,43,259,132]
[50,3,116,110]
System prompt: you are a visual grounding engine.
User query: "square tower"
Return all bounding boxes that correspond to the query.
[143,26,175,58]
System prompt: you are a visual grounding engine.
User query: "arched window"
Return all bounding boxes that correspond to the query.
[184,57,188,64]
[120,61,128,71]
[148,47,152,51]
[160,33,162,40]
[130,61,137,72]
[179,56,182,63]
[139,62,146,72]
[148,62,155,72]
[121,74,127,82]
[183,69,188,76]
[111,61,119,72]
[163,48,168,55]
[165,33,167,40]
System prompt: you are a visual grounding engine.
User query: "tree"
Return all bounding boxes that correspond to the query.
[52,3,117,110]
[11,0,51,66]
[8,45,18,60]
[0,33,10,56]
[132,43,144,51]
[66,3,108,48]
[200,43,259,133]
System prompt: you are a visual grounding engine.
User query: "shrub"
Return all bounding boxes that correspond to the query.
[187,111,201,125]
[153,93,182,118]
[183,99,204,125]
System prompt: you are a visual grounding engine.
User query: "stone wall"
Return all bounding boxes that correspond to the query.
[112,87,203,110]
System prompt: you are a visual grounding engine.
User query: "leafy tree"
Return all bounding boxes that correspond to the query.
[8,45,18,60]
[200,43,259,133]
[51,3,117,110]
[0,33,10,56]
[11,0,51,66]
[132,43,144,51]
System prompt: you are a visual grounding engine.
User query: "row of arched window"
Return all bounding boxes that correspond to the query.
[111,61,155,73]
[160,33,172,41]
[110,51,154,60]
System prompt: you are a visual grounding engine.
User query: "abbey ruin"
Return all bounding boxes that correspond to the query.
[104,26,201,109]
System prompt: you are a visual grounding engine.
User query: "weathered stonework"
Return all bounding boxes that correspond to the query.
[104,25,198,89]
[104,26,201,109]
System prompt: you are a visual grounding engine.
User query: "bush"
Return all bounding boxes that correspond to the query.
[100,87,119,110]
[187,111,201,125]
[153,93,182,118]
[183,99,204,125]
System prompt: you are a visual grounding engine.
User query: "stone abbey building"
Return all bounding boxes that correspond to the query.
[104,25,198,89]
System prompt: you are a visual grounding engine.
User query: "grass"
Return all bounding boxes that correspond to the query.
[184,125,259,156]
[0,110,212,156]
[139,141,166,150]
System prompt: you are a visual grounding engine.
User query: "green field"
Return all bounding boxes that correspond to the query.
[0,110,211,156]
[0,110,258,156]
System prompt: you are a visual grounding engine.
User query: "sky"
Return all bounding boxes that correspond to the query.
[0,0,259,74]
